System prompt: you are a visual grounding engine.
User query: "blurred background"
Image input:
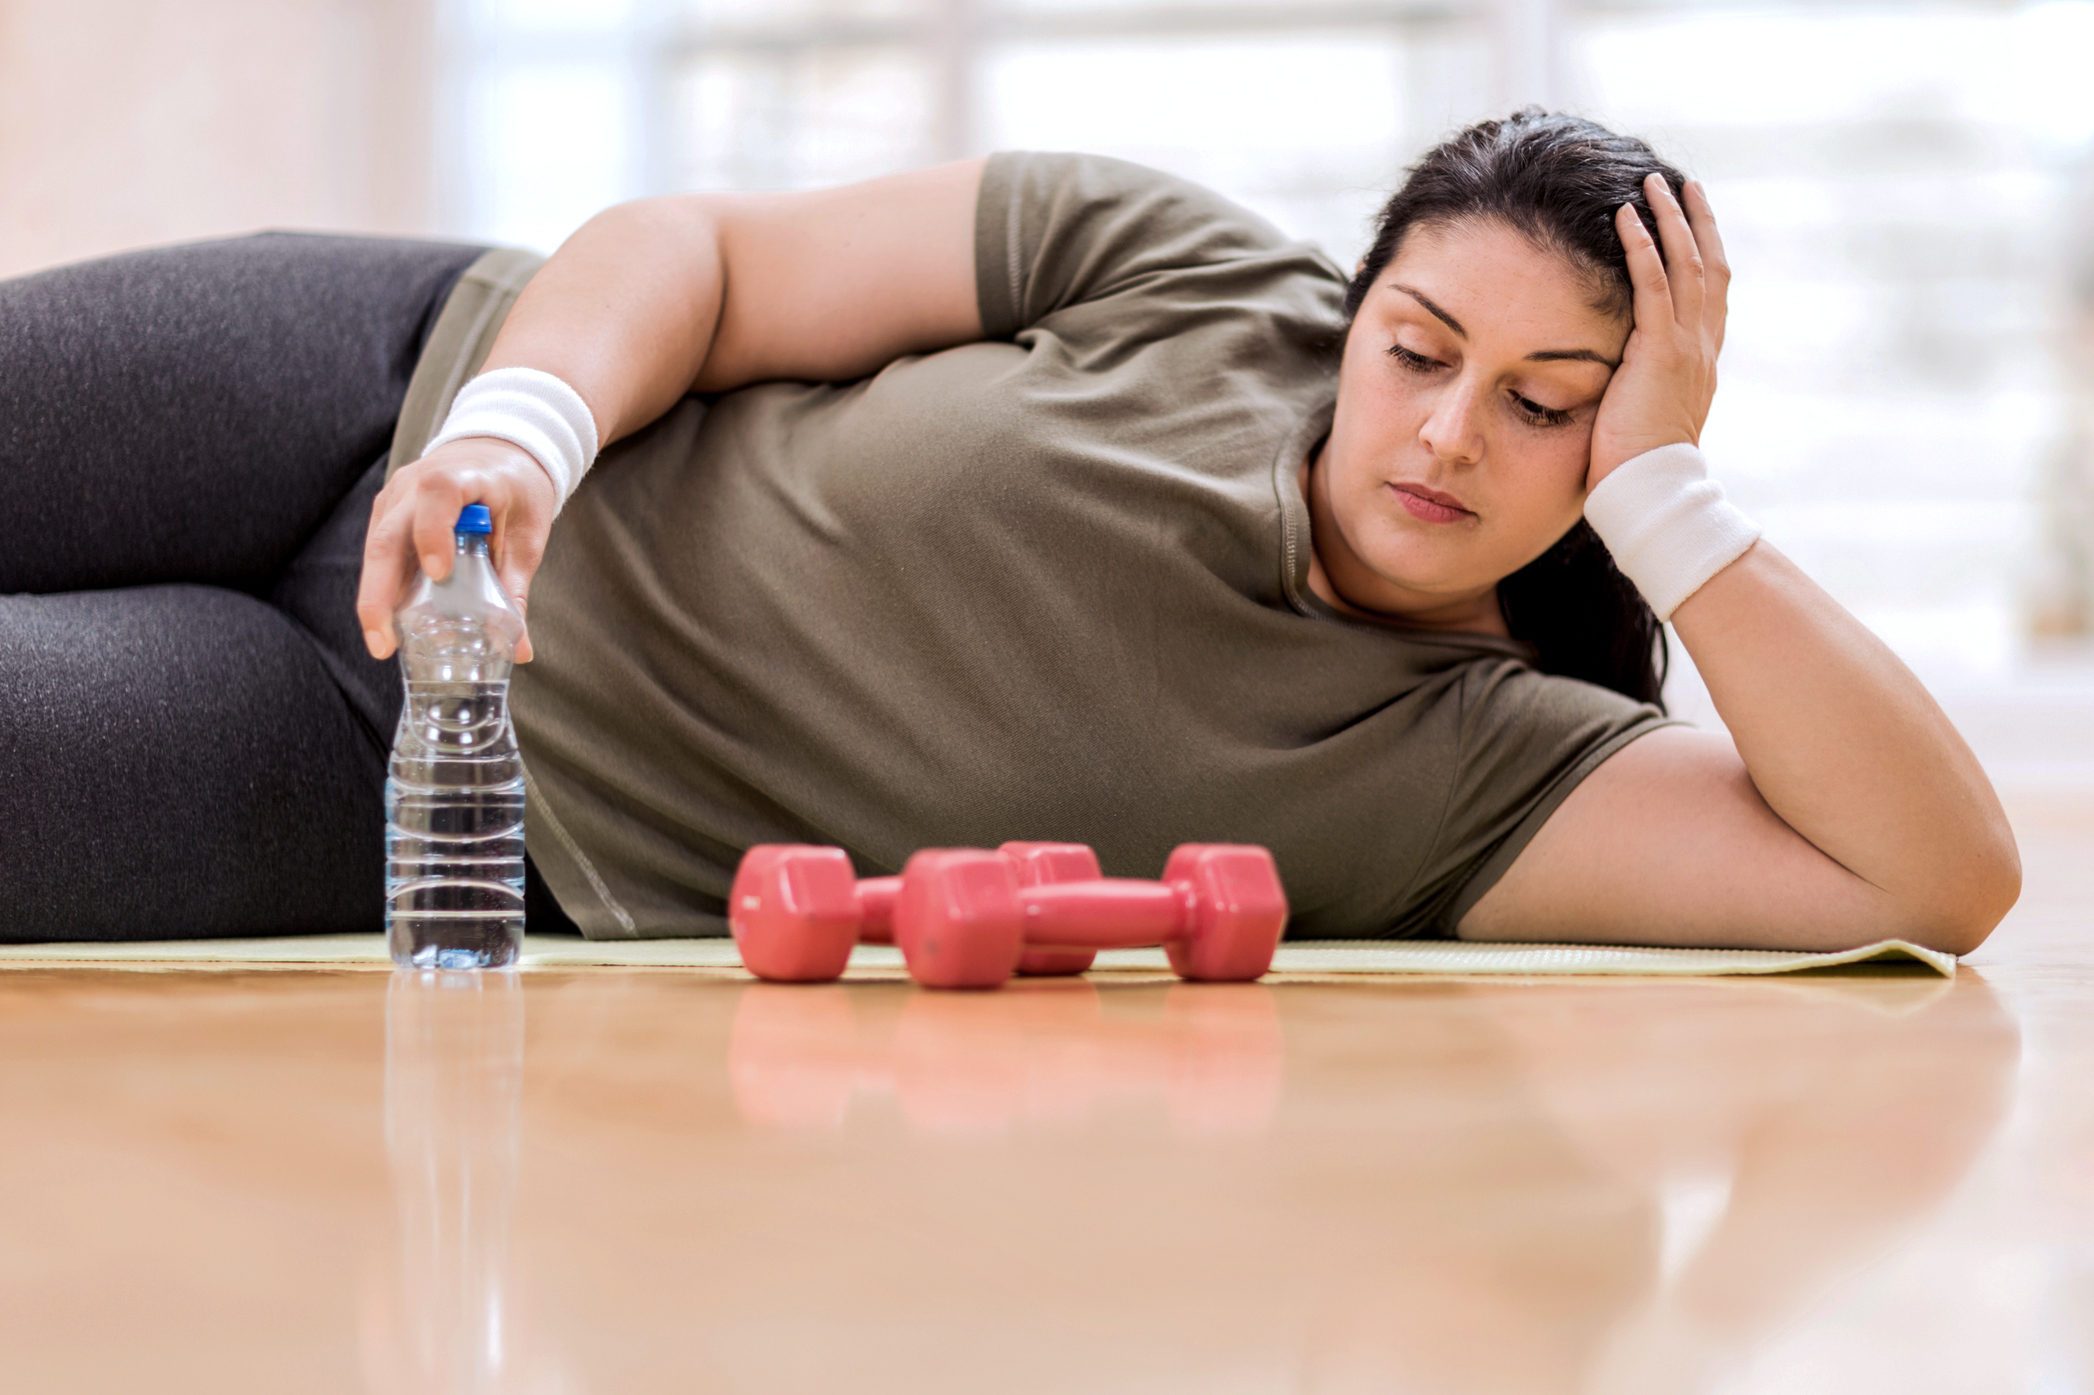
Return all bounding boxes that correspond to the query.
[3,0,2089,849]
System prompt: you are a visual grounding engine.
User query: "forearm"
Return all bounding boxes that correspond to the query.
[477,197,727,450]
[1668,536,2022,937]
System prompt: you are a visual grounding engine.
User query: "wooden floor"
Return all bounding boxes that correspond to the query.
[0,795,2085,1392]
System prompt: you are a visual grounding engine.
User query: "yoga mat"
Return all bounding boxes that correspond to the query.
[0,934,1956,977]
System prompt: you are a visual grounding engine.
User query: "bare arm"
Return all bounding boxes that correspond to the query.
[355,155,988,662]
[473,199,729,452]
[1455,542,2022,957]
[482,151,992,445]
[1668,536,2021,946]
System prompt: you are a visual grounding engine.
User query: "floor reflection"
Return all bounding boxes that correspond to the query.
[482,970,2020,1392]
[365,968,539,1395]
[727,979,1285,1137]
[1292,971,2020,1395]
[0,958,2040,1393]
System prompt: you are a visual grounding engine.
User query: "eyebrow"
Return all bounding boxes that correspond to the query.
[1388,281,1619,368]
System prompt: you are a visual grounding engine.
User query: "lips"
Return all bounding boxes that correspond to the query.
[1393,482,1473,515]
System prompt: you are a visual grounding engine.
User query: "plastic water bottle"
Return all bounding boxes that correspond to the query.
[385,503,528,970]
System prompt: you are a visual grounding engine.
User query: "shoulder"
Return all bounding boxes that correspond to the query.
[1455,657,1671,750]
[985,148,1287,244]
[976,148,1351,337]
[1376,658,1684,933]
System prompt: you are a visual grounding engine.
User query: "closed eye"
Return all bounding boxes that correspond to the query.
[1384,343,1578,429]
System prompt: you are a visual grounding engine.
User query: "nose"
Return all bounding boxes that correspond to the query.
[1418,378,1485,465]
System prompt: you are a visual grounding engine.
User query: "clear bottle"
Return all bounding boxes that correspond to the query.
[385,503,529,970]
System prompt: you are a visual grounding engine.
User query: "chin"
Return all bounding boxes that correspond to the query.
[1370,524,1476,579]
[1364,554,1473,602]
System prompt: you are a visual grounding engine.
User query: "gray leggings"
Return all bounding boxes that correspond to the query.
[0,230,579,941]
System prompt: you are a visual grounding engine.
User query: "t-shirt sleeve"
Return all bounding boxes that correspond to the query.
[973,148,1330,340]
[1397,659,1698,939]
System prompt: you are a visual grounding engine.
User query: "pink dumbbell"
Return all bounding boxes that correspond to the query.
[891,843,1289,989]
[729,841,1105,986]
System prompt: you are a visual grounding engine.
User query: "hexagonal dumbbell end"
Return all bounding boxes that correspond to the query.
[997,841,1104,977]
[893,848,1029,990]
[729,844,864,982]
[1157,844,1288,982]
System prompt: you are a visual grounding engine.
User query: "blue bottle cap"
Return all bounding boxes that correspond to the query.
[455,503,493,535]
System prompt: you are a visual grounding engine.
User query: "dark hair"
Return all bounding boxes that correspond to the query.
[1337,105,1686,709]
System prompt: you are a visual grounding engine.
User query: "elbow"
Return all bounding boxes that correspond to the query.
[1910,834,2023,959]
[1922,897,2009,960]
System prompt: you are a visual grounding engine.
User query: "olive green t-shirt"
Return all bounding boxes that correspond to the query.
[389,149,1692,941]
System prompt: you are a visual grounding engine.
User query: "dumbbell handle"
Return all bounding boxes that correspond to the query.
[854,876,901,944]
[1016,878,1197,950]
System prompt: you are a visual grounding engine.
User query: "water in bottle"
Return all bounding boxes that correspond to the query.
[385,503,529,970]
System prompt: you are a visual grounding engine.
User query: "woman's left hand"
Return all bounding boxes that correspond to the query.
[1586,173,1731,492]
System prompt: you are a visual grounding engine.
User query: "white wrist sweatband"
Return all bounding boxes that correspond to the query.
[422,366,602,517]
[1582,441,1761,623]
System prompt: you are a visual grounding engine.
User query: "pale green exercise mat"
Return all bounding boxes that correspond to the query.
[0,934,1956,977]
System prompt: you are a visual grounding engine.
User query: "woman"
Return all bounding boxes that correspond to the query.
[2,107,2019,951]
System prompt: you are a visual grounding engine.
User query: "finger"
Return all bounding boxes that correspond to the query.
[412,471,473,583]
[496,529,546,665]
[355,496,417,658]
[1617,200,1671,336]
[492,481,548,592]
[1682,178,1730,356]
[496,534,545,614]
[1642,172,1704,328]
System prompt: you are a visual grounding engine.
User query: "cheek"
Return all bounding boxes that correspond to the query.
[1528,447,1594,525]
[1465,447,1589,555]
[1550,436,1594,489]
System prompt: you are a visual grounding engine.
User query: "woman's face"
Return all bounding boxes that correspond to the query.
[1303,217,1630,633]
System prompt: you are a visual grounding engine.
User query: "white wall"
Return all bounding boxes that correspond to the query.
[0,0,440,278]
